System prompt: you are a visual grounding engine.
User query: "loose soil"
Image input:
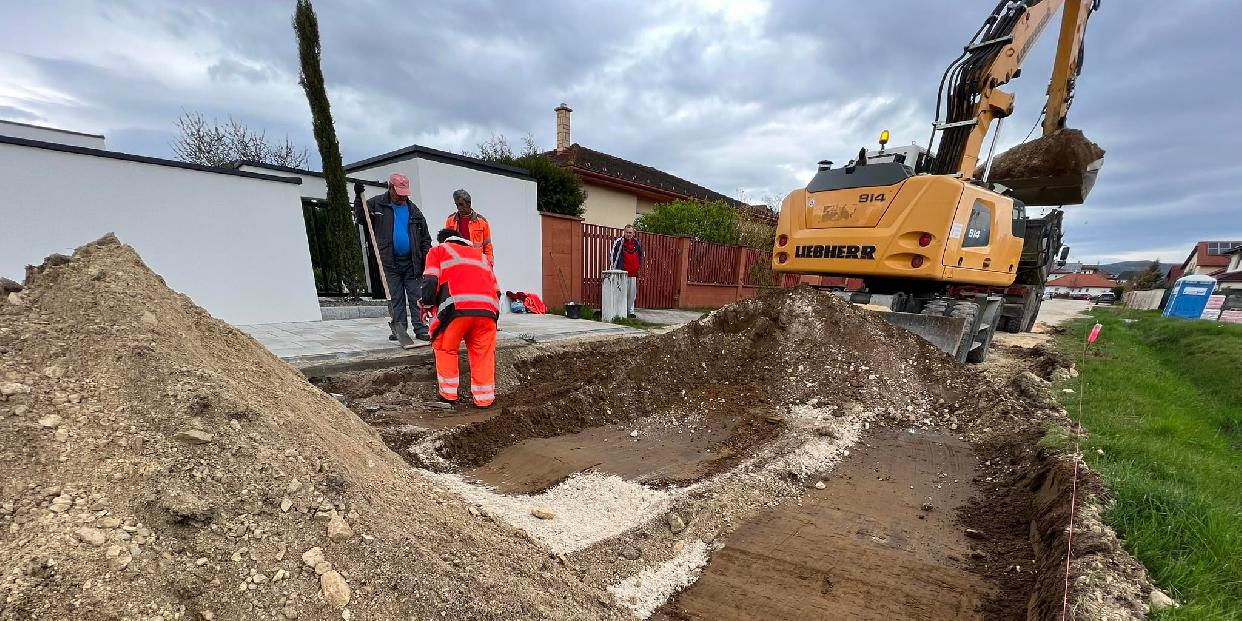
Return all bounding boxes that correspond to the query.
[0,236,622,621]
[656,429,985,620]
[0,236,1155,620]
[465,409,766,494]
[984,128,1105,180]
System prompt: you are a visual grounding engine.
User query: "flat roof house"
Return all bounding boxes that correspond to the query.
[0,123,317,325]
[2,118,542,323]
[234,144,542,309]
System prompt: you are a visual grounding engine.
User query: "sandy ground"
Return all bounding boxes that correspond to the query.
[1034,298,1092,328]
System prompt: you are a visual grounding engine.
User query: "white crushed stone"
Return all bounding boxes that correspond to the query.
[769,404,870,480]
[608,539,711,619]
[418,471,671,554]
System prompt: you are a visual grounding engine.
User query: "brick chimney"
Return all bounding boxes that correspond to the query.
[555,103,572,152]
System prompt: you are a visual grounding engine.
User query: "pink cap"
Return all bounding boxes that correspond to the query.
[389,173,410,196]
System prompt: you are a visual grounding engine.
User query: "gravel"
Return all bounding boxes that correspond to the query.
[608,539,712,619]
[422,471,672,555]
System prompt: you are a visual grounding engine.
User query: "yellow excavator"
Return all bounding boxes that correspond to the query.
[773,0,1103,363]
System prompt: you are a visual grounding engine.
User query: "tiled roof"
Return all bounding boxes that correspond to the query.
[1047,273,1118,288]
[547,144,746,208]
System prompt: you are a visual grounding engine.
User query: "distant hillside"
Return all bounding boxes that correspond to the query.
[1097,261,1176,276]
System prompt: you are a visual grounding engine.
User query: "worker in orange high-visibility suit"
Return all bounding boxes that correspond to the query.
[445,189,494,265]
[420,228,501,408]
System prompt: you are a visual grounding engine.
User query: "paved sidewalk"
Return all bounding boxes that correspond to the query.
[239,313,645,368]
[635,308,706,325]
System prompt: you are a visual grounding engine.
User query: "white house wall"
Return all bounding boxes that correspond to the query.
[350,158,542,307]
[0,120,105,150]
[0,142,320,325]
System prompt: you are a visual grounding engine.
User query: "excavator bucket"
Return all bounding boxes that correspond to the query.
[983,129,1105,206]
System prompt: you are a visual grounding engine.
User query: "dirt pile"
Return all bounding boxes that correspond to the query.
[0,236,623,620]
[984,128,1105,180]
[423,286,1001,476]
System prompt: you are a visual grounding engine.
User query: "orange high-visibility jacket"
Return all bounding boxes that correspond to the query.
[420,238,500,338]
[444,211,494,263]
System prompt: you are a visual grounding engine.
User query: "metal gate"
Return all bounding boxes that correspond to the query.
[302,198,382,298]
[583,224,681,309]
[302,198,344,295]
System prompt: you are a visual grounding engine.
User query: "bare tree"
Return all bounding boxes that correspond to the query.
[171,111,309,168]
[467,132,539,162]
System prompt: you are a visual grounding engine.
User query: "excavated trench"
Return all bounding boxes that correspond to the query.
[315,356,782,494]
[315,350,1092,616]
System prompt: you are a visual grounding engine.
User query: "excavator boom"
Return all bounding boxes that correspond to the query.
[928,0,1101,206]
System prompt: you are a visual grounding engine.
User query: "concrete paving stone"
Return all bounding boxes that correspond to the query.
[235,311,673,365]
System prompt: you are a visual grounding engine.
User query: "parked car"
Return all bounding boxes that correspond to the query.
[1093,292,1116,305]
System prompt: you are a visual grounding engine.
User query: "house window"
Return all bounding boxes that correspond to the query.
[963,200,991,248]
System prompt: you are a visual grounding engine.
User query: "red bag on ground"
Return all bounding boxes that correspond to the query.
[524,293,547,314]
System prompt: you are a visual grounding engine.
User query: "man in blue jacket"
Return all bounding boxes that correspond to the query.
[354,173,432,345]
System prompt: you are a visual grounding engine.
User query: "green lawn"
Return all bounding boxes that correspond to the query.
[1054,310,1242,619]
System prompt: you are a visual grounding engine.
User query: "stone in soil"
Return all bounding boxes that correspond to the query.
[666,512,686,534]
[320,570,351,609]
[327,512,354,541]
[75,527,108,547]
[174,429,214,444]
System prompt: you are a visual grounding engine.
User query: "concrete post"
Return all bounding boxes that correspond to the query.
[601,270,628,321]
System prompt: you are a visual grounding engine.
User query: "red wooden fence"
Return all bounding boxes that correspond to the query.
[688,240,740,285]
[741,248,774,286]
[582,224,681,308]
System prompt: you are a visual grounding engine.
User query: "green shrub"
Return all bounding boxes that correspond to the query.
[467,134,585,217]
[635,200,739,245]
[514,154,585,217]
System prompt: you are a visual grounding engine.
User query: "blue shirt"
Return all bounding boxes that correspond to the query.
[390,201,411,256]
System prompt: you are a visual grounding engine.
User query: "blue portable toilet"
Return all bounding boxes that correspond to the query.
[1164,274,1217,319]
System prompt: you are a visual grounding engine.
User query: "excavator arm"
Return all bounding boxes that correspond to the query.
[927,0,1098,178]
[1043,0,1095,135]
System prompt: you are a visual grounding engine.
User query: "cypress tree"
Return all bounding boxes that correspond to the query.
[293,0,365,296]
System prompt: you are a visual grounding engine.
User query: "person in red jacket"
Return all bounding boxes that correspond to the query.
[608,224,644,318]
[420,228,501,408]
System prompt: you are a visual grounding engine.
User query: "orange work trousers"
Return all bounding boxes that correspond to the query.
[432,316,497,406]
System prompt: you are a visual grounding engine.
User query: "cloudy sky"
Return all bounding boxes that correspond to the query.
[3,0,1239,263]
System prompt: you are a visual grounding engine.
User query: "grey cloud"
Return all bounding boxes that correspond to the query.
[3,0,1240,261]
[0,105,39,122]
[207,58,279,84]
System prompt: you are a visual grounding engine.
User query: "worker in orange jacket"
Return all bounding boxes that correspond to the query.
[445,189,494,264]
[420,228,501,408]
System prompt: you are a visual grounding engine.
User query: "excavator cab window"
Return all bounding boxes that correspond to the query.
[1011,201,1027,238]
[806,162,912,193]
[963,200,992,248]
